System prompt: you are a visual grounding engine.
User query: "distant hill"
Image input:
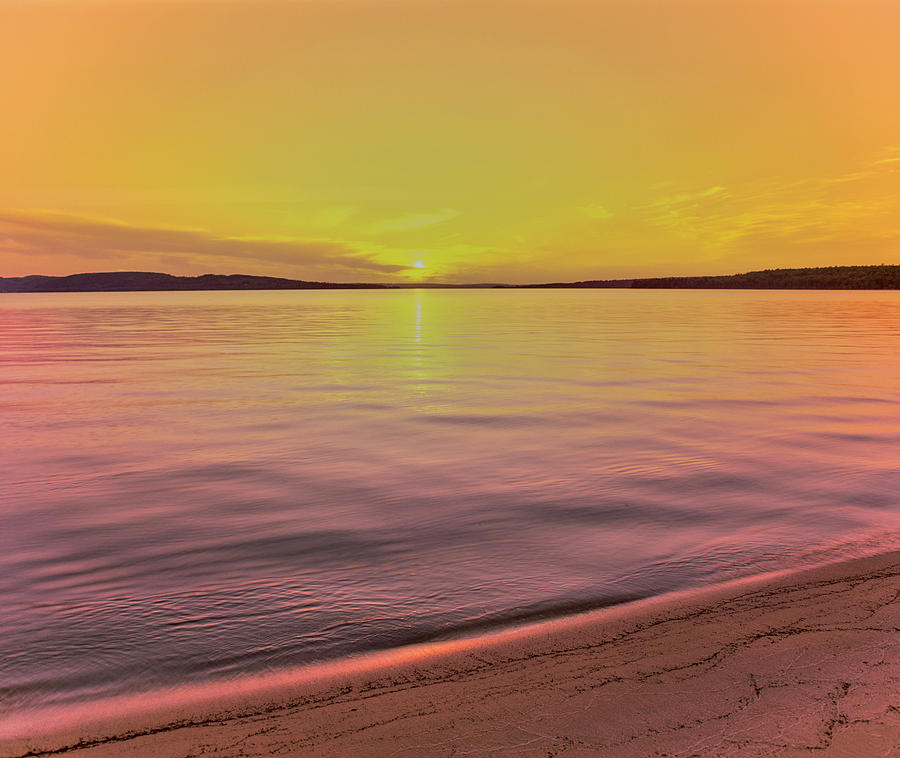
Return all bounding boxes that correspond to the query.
[0,271,386,292]
[630,265,900,289]
[508,266,900,289]
[508,279,634,289]
[2,265,899,292]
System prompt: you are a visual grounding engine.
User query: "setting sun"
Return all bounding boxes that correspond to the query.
[1,0,897,284]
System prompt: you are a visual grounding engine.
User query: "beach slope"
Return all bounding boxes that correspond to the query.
[4,552,898,757]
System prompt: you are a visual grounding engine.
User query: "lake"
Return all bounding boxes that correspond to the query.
[3,289,900,716]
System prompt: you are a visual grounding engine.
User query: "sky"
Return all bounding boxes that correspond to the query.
[1,0,899,284]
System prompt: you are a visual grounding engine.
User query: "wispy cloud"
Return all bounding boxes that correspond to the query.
[367,208,460,235]
[581,203,614,220]
[649,186,726,209]
[640,150,900,263]
[294,205,359,230]
[0,210,409,275]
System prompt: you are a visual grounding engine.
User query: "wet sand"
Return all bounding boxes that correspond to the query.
[3,551,898,758]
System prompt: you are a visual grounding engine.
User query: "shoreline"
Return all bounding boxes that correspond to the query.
[4,265,900,292]
[3,550,899,757]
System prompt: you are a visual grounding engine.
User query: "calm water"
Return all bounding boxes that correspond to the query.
[2,289,900,716]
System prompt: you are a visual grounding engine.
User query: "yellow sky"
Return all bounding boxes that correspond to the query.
[1,0,899,283]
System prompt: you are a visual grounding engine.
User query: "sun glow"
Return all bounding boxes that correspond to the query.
[0,0,898,282]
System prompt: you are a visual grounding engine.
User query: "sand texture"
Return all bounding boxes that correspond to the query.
[4,552,899,758]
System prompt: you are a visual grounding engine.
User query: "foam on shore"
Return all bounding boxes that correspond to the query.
[3,551,899,757]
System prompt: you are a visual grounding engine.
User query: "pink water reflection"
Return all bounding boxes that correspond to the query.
[2,289,900,715]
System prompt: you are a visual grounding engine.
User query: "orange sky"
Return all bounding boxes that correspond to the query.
[1,0,899,283]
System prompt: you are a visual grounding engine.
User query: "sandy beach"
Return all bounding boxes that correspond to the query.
[3,551,898,758]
